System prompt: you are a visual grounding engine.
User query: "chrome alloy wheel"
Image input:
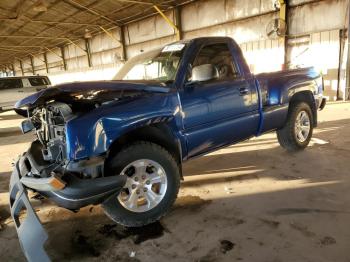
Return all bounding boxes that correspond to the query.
[294,110,311,143]
[117,159,168,213]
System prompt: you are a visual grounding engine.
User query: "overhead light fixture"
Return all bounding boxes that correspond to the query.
[84,29,92,39]
[33,0,47,12]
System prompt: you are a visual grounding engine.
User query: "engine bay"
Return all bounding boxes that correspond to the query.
[31,102,73,164]
[24,102,105,179]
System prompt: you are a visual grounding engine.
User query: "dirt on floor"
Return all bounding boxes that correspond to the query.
[1,102,350,262]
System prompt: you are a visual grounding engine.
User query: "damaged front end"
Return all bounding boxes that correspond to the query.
[9,101,126,261]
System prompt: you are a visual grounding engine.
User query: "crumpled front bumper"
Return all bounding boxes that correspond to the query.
[9,145,127,261]
[9,161,50,262]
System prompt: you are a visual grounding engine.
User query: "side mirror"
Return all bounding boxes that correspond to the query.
[20,119,34,134]
[191,64,219,82]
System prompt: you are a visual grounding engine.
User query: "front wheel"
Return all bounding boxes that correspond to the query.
[102,141,180,227]
[277,102,314,151]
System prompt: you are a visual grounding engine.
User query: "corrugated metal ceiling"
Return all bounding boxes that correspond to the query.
[0,0,190,65]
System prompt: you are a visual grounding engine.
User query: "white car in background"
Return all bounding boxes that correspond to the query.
[0,76,51,112]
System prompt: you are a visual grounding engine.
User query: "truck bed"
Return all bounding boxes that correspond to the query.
[255,67,322,134]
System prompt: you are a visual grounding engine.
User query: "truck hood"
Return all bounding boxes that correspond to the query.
[15,80,170,110]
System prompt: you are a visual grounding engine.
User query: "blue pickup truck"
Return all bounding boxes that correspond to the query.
[10,37,325,260]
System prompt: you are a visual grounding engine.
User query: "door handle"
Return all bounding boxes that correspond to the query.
[239,87,249,95]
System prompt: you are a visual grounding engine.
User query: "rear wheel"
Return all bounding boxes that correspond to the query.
[277,102,313,151]
[102,141,180,227]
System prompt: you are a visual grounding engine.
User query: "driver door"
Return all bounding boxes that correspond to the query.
[179,42,258,157]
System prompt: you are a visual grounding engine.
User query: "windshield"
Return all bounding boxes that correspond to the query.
[114,43,186,83]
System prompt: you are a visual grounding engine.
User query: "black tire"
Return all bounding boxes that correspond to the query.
[102,141,180,227]
[277,102,314,152]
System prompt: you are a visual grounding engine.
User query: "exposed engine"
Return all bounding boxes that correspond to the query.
[29,102,104,179]
[31,102,73,164]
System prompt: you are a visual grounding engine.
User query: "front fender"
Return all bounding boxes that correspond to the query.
[65,93,182,160]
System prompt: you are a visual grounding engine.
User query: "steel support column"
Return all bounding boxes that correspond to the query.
[43,52,49,74]
[337,30,345,100]
[346,3,350,100]
[174,6,183,40]
[120,25,127,61]
[85,39,93,67]
[19,60,24,76]
[30,56,35,75]
[60,46,67,71]
[11,64,15,76]
[279,0,289,68]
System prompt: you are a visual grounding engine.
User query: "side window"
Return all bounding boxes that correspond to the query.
[188,43,240,82]
[28,77,48,86]
[0,79,23,90]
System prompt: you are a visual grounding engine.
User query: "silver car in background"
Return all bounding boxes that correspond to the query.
[0,76,51,112]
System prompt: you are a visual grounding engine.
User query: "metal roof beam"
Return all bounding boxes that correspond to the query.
[29,52,46,64]
[0,0,62,45]
[0,0,186,64]
[0,47,27,52]
[0,45,50,48]
[0,35,71,40]
[44,46,63,59]
[0,35,86,52]
[0,45,62,60]
[0,35,87,63]
[99,26,121,44]
[3,0,134,62]
[0,17,105,27]
[13,0,27,19]
[64,0,121,26]
[15,56,31,68]
[0,0,93,57]
[114,0,172,6]
[14,0,112,52]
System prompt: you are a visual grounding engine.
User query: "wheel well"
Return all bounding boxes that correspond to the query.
[289,91,317,126]
[106,123,182,171]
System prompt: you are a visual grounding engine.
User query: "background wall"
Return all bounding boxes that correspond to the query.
[10,0,350,101]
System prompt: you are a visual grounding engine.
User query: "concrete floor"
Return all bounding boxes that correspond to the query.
[0,102,350,262]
